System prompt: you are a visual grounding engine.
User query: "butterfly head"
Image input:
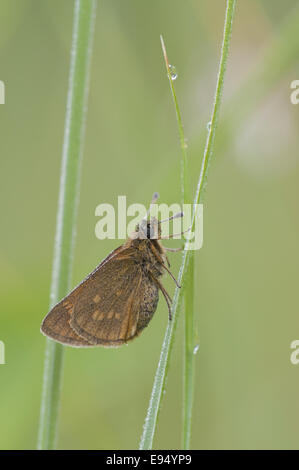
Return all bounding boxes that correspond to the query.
[130,217,161,241]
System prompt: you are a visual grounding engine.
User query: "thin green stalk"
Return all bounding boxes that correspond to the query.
[160,35,195,449]
[182,255,195,449]
[37,0,96,450]
[139,0,237,450]
[160,35,189,204]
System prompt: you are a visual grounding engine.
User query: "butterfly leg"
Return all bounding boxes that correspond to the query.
[164,246,184,252]
[150,242,181,288]
[166,254,171,268]
[161,262,181,288]
[149,273,173,320]
[164,247,184,268]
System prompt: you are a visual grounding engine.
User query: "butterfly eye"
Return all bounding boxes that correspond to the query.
[147,223,156,239]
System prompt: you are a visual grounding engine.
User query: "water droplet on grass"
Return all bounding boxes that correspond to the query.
[169,64,177,81]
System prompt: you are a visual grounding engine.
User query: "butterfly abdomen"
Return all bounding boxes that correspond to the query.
[136,277,159,333]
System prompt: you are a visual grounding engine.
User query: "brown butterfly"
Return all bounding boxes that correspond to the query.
[40,193,185,348]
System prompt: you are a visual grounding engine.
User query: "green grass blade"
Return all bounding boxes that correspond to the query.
[139,0,237,450]
[160,35,189,204]
[160,34,195,449]
[182,253,195,449]
[37,0,97,450]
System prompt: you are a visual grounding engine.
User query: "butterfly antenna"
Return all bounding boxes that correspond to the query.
[143,192,159,221]
[159,211,184,224]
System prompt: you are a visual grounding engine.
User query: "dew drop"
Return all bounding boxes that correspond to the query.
[193,344,200,355]
[207,121,211,131]
[169,64,177,81]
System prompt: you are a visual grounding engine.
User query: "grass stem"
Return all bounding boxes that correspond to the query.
[37,0,97,450]
[160,34,195,449]
[139,0,237,450]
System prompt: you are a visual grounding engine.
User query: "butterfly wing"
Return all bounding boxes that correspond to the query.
[70,254,143,347]
[40,245,133,347]
[41,295,93,347]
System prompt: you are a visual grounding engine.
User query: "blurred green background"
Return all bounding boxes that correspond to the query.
[1,0,299,450]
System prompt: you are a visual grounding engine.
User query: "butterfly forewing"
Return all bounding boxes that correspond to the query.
[41,294,93,347]
[40,245,135,347]
[70,255,143,346]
